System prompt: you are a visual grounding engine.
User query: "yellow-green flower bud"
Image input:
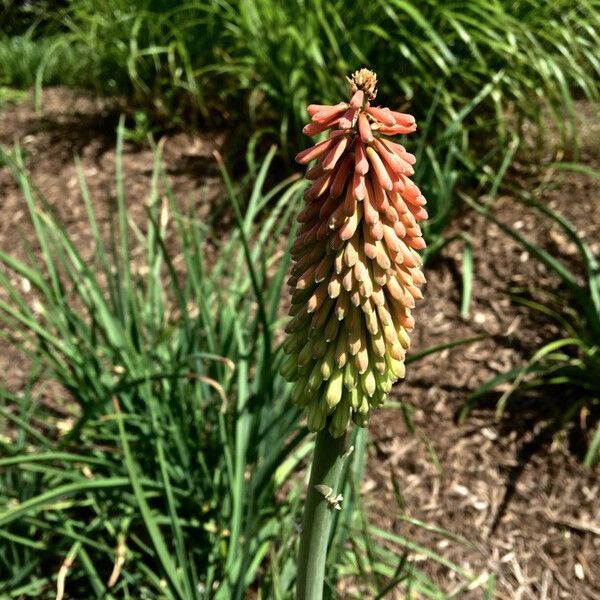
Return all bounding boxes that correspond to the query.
[325,369,344,412]
[360,366,376,397]
[329,397,351,438]
[320,343,336,380]
[280,353,299,382]
[307,400,326,432]
[343,361,358,390]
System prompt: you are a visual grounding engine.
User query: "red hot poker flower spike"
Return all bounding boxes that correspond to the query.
[282,68,427,437]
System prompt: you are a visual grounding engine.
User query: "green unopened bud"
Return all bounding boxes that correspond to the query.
[374,369,393,393]
[280,354,298,382]
[343,361,358,390]
[298,340,313,367]
[325,369,344,412]
[354,343,369,374]
[285,309,309,334]
[371,389,386,408]
[334,331,348,368]
[291,286,316,306]
[329,397,351,438]
[372,352,386,374]
[283,332,303,355]
[360,367,376,397]
[398,326,411,349]
[311,336,328,359]
[320,343,336,380]
[311,296,334,329]
[349,386,360,410]
[298,361,313,378]
[323,315,340,342]
[346,311,361,356]
[352,397,370,427]
[386,355,406,379]
[291,376,311,406]
[307,400,326,432]
[307,361,324,393]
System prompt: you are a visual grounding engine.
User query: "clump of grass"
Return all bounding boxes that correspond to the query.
[4,1,600,154]
[0,33,83,89]
[0,131,308,598]
[462,168,600,466]
[0,128,490,598]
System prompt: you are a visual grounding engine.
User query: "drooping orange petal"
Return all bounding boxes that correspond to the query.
[303,117,341,136]
[330,155,354,197]
[365,106,396,126]
[357,113,374,143]
[308,102,348,116]
[305,163,326,180]
[295,138,334,164]
[304,172,333,201]
[389,110,416,128]
[339,107,358,129]
[366,146,393,191]
[372,137,413,177]
[319,193,342,221]
[354,140,369,175]
[322,136,350,171]
[352,171,366,200]
[363,177,380,225]
[312,102,350,123]
[377,123,417,135]
[343,183,357,217]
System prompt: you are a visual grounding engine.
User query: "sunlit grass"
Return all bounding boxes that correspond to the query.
[0,129,490,598]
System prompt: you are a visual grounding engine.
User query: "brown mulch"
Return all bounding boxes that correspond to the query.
[1,88,599,599]
[364,105,600,599]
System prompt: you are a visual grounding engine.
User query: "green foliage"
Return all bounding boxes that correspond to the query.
[0,132,488,598]
[122,110,157,145]
[0,0,63,36]
[0,33,83,89]
[461,172,600,466]
[3,0,599,151]
[0,131,304,598]
[0,86,27,106]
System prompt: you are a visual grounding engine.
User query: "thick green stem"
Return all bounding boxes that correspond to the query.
[296,427,348,600]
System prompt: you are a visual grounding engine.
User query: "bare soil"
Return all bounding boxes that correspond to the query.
[1,88,599,599]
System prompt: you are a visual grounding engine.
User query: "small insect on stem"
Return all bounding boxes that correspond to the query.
[315,484,344,510]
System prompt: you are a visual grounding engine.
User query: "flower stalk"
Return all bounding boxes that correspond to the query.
[296,428,347,600]
[284,68,428,599]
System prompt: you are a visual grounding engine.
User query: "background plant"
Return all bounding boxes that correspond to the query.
[0,132,491,598]
[461,167,600,466]
[2,0,599,152]
[0,133,307,598]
